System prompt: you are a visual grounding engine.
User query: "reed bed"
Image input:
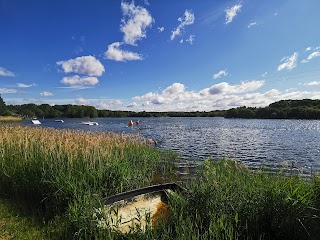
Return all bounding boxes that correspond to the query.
[0,125,176,238]
[1,125,320,239]
[0,116,22,123]
[148,160,320,240]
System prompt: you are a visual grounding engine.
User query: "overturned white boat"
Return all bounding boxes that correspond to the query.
[55,119,64,122]
[81,121,99,125]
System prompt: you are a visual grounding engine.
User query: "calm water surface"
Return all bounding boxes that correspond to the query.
[22,117,320,173]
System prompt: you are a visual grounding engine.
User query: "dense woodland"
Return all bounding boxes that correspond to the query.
[225,99,320,119]
[0,95,320,119]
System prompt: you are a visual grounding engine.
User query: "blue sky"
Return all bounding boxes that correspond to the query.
[1,0,320,111]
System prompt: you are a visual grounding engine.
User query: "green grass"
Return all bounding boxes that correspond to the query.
[0,198,50,240]
[0,125,319,239]
[0,125,177,239]
[153,160,320,240]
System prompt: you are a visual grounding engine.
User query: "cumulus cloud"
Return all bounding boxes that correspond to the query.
[57,56,105,77]
[130,80,279,112]
[104,42,143,61]
[60,75,99,86]
[120,1,153,45]
[163,83,185,95]
[203,81,265,96]
[74,97,90,105]
[248,22,258,28]
[40,91,53,97]
[305,47,312,51]
[225,4,242,24]
[170,9,195,40]
[213,69,228,79]
[133,80,265,111]
[127,102,138,108]
[0,67,15,77]
[16,83,37,88]
[277,52,298,71]
[304,81,320,86]
[301,51,320,63]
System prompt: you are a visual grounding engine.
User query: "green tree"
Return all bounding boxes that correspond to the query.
[0,94,6,115]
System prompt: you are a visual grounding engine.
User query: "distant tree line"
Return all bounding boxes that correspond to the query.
[1,96,225,118]
[1,94,319,119]
[225,99,320,119]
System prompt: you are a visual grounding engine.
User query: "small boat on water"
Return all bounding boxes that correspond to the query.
[31,119,41,125]
[55,119,64,122]
[81,121,99,125]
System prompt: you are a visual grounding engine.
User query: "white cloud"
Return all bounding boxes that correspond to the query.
[213,69,228,79]
[40,91,53,97]
[301,51,320,63]
[57,56,105,77]
[0,88,21,94]
[104,42,143,61]
[120,1,153,45]
[170,9,195,40]
[248,22,258,28]
[186,35,195,44]
[74,97,90,105]
[305,47,312,51]
[57,85,94,90]
[180,39,184,43]
[277,52,298,71]
[60,75,99,86]
[0,67,15,77]
[225,4,242,24]
[304,81,320,86]
[16,83,37,88]
[133,80,264,111]
[262,72,268,77]
[127,102,138,108]
[158,27,164,32]
[204,81,265,96]
[163,83,185,95]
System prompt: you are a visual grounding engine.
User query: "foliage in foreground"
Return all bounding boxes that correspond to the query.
[0,198,50,240]
[153,160,320,240]
[0,125,176,239]
[0,124,319,239]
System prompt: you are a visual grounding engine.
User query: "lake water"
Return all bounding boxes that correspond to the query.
[22,117,320,175]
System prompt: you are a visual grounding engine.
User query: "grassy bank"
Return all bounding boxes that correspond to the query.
[0,125,176,238]
[0,116,23,123]
[0,125,319,239]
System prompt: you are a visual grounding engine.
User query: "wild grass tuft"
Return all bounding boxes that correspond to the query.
[0,125,176,238]
[155,159,320,240]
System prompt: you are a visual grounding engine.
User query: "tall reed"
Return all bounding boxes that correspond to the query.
[0,125,176,238]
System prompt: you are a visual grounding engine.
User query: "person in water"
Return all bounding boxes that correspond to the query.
[128,120,133,127]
